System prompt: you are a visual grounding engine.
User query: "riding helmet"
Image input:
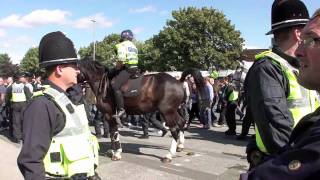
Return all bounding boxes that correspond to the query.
[120,30,134,41]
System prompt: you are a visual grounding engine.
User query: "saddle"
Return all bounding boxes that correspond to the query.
[120,76,143,97]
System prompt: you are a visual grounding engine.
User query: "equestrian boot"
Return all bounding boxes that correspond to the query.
[113,90,126,119]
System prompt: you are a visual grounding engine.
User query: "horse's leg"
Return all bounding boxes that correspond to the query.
[108,120,122,161]
[162,126,179,163]
[176,130,185,152]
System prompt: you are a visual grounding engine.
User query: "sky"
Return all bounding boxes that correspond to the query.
[0,0,319,64]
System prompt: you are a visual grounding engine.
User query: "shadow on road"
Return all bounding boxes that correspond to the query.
[184,126,250,147]
[99,141,167,161]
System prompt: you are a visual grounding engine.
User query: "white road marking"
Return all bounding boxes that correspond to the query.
[160,166,184,172]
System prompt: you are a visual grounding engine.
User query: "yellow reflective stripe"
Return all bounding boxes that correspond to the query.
[255,50,271,60]
[255,127,268,154]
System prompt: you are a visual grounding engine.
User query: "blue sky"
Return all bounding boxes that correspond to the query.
[0,0,319,64]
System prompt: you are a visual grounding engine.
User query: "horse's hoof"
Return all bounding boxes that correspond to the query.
[111,156,121,161]
[106,150,114,158]
[186,152,195,156]
[161,157,172,163]
[176,147,184,152]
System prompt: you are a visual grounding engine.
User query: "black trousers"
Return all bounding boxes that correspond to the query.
[225,102,237,132]
[187,103,201,125]
[240,108,254,136]
[141,112,166,135]
[10,102,27,140]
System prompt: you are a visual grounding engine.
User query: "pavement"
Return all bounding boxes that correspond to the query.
[0,122,253,180]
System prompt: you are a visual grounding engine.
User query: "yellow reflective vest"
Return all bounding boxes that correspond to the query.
[228,90,239,102]
[34,87,99,178]
[115,40,139,66]
[11,83,27,102]
[255,51,319,154]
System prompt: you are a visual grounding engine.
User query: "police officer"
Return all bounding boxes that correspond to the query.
[245,0,319,168]
[17,31,100,180]
[240,8,320,179]
[5,72,32,143]
[112,29,139,118]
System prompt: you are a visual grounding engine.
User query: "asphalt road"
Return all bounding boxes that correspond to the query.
[0,122,253,180]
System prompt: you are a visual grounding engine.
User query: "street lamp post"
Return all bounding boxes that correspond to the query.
[91,19,96,61]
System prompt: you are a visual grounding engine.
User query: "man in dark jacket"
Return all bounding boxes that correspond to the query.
[241,9,320,179]
[245,0,318,168]
[17,31,100,180]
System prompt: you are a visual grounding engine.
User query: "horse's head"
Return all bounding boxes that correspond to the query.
[78,58,107,83]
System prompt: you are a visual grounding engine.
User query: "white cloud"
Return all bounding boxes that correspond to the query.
[132,27,144,34]
[0,29,5,37]
[129,5,156,13]
[0,36,35,64]
[73,13,113,29]
[0,9,71,28]
[159,10,169,16]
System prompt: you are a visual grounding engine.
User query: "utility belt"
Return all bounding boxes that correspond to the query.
[246,137,270,170]
[46,173,89,180]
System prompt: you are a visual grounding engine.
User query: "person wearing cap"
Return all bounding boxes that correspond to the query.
[240,9,320,179]
[17,31,100,180]
[5,72,32,143]
[112,29,139,118]
[244,0,319,169]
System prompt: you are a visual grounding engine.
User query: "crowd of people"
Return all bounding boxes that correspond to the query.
[1,0,320,179]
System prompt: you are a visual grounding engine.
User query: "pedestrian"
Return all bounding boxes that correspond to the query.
[244,0,319,169]
[5,72,32,143]
[17,31,100,179]
[224,81,239,136]
[0,77,6,129]
[240,8,320,180]
[139,111,168,139]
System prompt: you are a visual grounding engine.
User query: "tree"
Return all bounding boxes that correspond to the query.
[0,53,18,77]
[20,47,44,76]
[79,33,121,67]
[152,7,244,71]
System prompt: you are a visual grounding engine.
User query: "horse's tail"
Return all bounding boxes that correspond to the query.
[180,68,207,100]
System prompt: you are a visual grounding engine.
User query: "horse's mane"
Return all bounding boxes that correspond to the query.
[79,59,107,74]
[180,68,207,100]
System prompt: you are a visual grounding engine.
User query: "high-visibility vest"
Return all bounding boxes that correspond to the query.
[254,51,319,154]
[116,40,139,66]
[11,83,26,102]
[34,87,99,178]
[210,70,219,79]
[228,90,239,102]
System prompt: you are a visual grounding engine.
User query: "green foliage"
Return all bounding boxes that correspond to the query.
[20,47,44,76]
[0,54,18,77]
[78,33,121,67]
[152,7,244,71]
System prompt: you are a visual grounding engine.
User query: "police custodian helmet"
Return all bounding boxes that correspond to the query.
[266,0,309,35]
[39,31,78,68]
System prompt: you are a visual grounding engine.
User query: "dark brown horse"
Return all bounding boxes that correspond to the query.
[78,59,206,163]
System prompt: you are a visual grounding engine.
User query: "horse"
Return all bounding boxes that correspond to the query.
[78,59,206,163]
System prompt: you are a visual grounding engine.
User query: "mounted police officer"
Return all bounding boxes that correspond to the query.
[17,31,101,180]
[112,29,139,118]
[244,0,319,169]
[241,8,320,179]
[5,72,32,143]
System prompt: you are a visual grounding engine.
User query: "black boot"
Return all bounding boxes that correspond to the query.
[113,90,126,118]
